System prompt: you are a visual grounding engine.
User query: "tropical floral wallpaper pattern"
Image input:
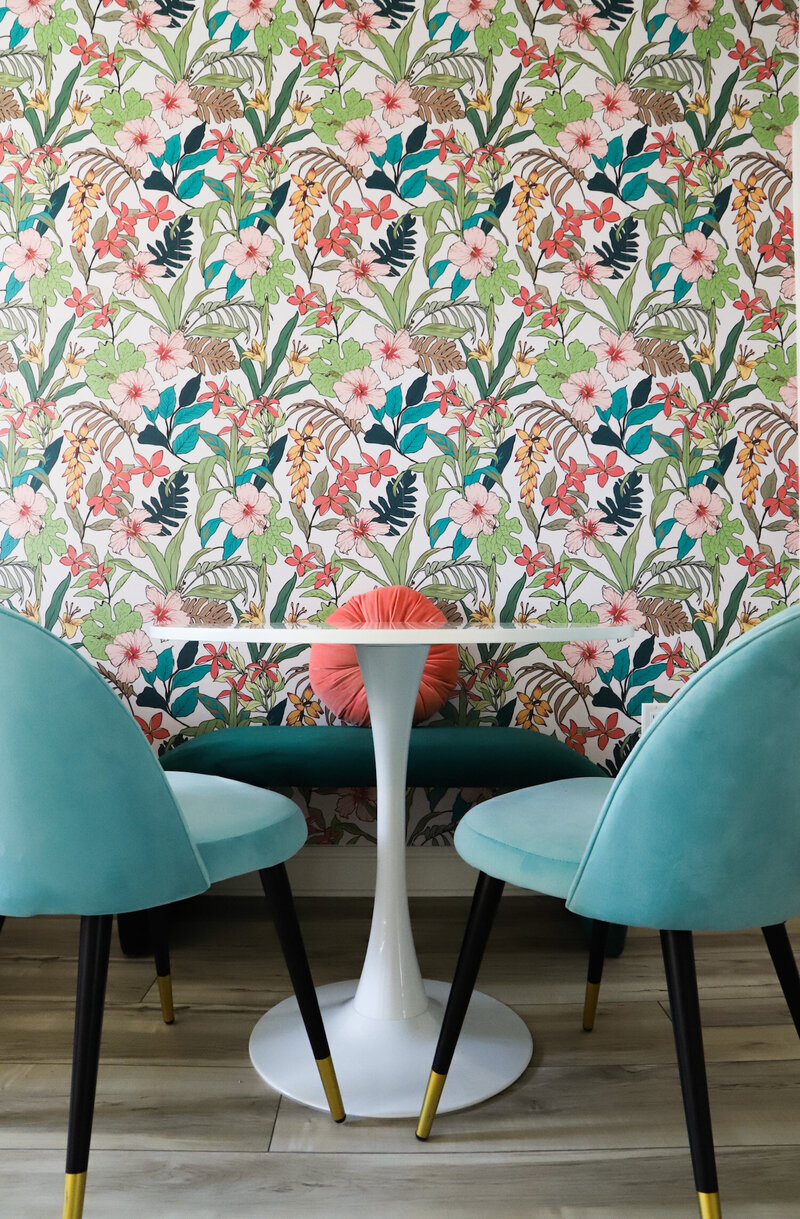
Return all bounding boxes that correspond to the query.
[0,0,796,844]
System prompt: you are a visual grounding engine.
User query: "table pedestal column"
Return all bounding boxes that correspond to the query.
[248,644,531,1118]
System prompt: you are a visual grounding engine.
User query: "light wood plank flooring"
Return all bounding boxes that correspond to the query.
[0,897,798,1217]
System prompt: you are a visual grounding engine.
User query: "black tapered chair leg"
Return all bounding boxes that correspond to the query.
[416,871,505,1140]
[661,931,721,1219]
[259,863,345,1123]
[762,923,800,1037]
[116,910,151,957]
[0,915,5,937]
[148,906,174,1024]
[583,919,610,1031]
[64,914,113,1219]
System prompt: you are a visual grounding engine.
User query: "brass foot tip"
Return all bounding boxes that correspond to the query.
[416,1071,446,1142]
[582,981,600,1033]
[315,1056,346,1124]
[157,973,175,1025]
[63,1171,87,1219]
[698,1192,722,1219]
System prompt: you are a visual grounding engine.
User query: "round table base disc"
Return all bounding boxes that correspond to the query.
[249,979,532,1119]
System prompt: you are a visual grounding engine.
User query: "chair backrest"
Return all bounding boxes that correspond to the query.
[567,604,800,931]
[0,606,209,917]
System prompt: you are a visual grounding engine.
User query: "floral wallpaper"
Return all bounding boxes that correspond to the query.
[0,0,797,845]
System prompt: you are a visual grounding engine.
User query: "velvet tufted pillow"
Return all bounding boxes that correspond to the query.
[308,585,459,726]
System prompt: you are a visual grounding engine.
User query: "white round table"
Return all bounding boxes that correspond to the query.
[150,620,631,1117]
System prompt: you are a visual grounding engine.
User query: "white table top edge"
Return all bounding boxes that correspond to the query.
[147,623,634,645]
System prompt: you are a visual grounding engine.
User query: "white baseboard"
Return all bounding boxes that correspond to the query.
[211,845,521,898]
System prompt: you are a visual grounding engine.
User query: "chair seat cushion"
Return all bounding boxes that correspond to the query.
[162,726,602,790]
[165,772,307,884]
[454,777,612,897]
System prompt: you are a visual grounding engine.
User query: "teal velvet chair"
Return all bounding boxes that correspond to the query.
[415,605,800,1219]
[0,606,344,1219]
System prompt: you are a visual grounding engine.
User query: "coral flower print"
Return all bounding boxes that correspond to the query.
[113,253,166,298]
[3,230,53,282]
[448,229,499,280]
[108,511,160,558]
[339,2,391,47]
[333,367,386,419]
[365,327,419,378]
[336,509,390,556]
[365,78,418,128]
[592,587,647,630]
[115,118,165,169]
[590,329,644,380]
[139,327,193,380]
[586,78,638,130]
[336,116,387,168]
[0,485,47,538]
[562,639,614,684]
[564,510,615,557]
[144,77,197,129]
[135,587,190,627]
[666,0,715,33]
[449,484,502,538]
[221,485,272,538]
[5,0,54,27]
[228,0,277,29]
[559,5,610,49]
[674,485,724,538]
[557,119,608,170]
[669,231,720,282]
[224,229,274,278]
[562,368,612,420]
[109,369,159,421]
[448,0,497,31]
[106,630,157,683]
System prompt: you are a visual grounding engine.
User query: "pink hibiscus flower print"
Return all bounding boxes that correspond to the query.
[109,369,159,421]
[557,119,608,170]
[448,229,499,280]
[224,229,275,279]
[780,265,795,301]
[562,368,612,420]
[785,519,799,554]
[135,587,190,627]
[0,484,48,538]
[119,0,169,45]
[115,117,166,169]
[592,587,647,629]
[564,510,616,558]
[228,0,277,29]
[113,252,167,298]
[586,78,638,130]
[336,509,390,556]
[562,253,613,300]
[339,2,391,47]
[366,77,419,128]
[778,10,798,46]
[106,629,158,684]
[3,230,53,282]
[448,484,502,538]
[139,327,194,380]
[590,328,644,381]
[774,124,793,170]
[108,510,161,558]
[559,5,610,49]
[669,231,720,282]
[337,251,390,298]
[333,366,386,419]
[779,375,797,417]
[6,0,53,28]
[447,0,497,31]
[336,115,387,168]
[674,485,724,538]
[666,0,714,33]
[562,639,614,684]
[220,484,272,538]
[144,76,197,129]
[365,326,419,378]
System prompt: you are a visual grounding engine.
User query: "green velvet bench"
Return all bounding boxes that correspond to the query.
[159,726,627,957]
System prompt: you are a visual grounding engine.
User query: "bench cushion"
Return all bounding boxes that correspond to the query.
[162,726,602,791]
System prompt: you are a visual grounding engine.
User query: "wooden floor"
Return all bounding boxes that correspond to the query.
[0,896,798,1218]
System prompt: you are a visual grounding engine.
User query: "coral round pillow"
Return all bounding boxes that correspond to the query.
[309,586,459,726]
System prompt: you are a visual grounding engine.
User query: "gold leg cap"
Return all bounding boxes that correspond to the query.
[582,981,601,1032]
[315,1056,346,1123]
[415,1071,447,1141]
[157,973,175,1024]
[63,1172,87,1219]
[698,1191,722,1219]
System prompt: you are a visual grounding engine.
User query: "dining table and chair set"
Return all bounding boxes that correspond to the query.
[0,589,798,1219]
